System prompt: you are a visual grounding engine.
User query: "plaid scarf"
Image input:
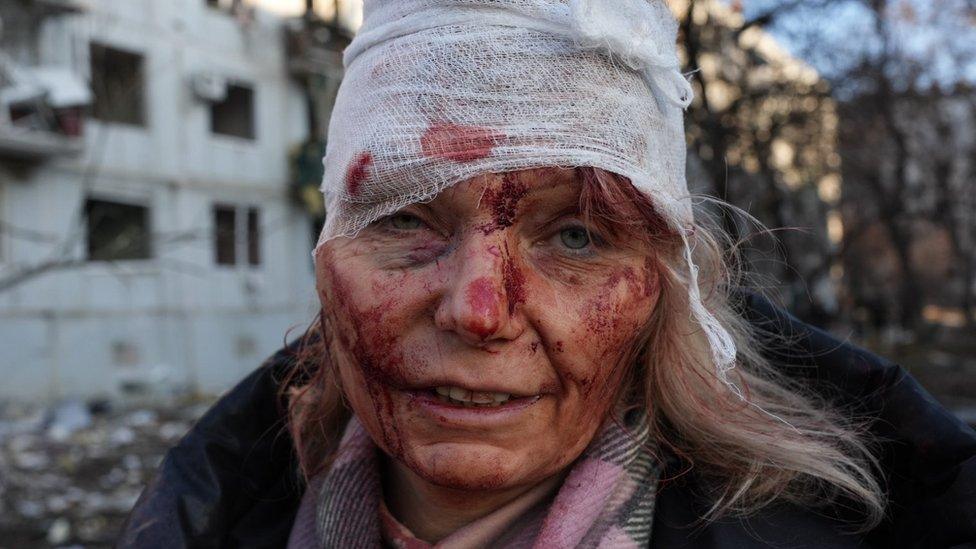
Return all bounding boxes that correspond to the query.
[288,411,660,548]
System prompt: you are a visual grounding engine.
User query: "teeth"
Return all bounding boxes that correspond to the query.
[491,392,511,404]
[449,386,472,402]
[433,386,513,406]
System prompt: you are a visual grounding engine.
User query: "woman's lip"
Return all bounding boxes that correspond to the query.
[405,390,542,427]
[397,380,540,398]
[401,382,558,399]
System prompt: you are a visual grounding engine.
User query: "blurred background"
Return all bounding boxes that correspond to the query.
[0,0,972,546]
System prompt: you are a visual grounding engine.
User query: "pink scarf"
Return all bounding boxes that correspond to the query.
[288,412,660,548]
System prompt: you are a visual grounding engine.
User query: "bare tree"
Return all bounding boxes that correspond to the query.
[677,0,842,321]
[692,0,976,332]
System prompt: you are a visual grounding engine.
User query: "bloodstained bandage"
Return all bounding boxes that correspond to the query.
[420,123,504,163]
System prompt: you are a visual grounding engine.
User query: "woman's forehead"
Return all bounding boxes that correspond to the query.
[432,167,584,208]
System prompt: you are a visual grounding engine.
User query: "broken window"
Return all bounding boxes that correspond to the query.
[210,82,255,140]
[89,43,146,126]
[214,205,237,266]
[85,198,152,261]
[213,204,262,267]
[247,207,261,266]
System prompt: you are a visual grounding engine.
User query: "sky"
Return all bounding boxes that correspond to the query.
[247,0,363,28]
[248,0,974,89]
[739,0,976,88]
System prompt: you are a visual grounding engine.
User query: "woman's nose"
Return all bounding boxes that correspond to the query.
[433,241,524,345]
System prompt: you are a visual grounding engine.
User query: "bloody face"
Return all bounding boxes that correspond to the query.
[315,167,661,492]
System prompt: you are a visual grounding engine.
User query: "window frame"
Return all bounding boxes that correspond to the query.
[209,81,257,141]
[212,203,263,269]
[84,197,153,262]
[89,42,147,127]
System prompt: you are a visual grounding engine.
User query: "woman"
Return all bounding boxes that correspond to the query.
[121,1,976,547]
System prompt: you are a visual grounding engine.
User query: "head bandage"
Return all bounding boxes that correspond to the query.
[315,0,738,381]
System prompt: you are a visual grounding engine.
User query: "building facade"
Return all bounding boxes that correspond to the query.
[0,0,338,401]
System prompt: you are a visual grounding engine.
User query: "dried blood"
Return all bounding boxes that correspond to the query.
[464,277,501,339]
[345,151,373,196]
[478,173,528,234]
[420,123,503,163]
[502,243,527,315]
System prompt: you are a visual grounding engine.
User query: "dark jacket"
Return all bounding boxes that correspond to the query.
[119,294,976,548]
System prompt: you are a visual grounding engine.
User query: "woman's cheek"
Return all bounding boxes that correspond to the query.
[564,265,658,401]
[319,263,413,459]
[319,252,453,461]
[318,254,410,382]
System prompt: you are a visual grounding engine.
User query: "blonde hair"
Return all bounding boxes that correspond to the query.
[640,211,884,528]
[286,167,886,529]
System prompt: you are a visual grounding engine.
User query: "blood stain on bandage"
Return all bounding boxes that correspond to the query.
[345,151,373,196]
[420,123,503,163]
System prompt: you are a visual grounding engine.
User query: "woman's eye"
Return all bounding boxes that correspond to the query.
[559,226,591,250]
[389,213,424,230]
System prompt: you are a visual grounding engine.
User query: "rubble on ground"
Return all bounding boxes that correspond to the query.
[0,396,215,548]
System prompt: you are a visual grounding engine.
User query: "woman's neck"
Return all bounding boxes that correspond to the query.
[381,457,559,543]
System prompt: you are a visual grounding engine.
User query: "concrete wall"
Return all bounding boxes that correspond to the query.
[0,0,319,401]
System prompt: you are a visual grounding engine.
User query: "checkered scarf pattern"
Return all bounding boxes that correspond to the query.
[288,410,661,548]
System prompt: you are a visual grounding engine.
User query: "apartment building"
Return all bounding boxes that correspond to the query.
[0,0,346,400]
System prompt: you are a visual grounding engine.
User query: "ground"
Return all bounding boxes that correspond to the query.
[0,396,214,548]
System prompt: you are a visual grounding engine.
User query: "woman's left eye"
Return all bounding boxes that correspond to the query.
[558,226,591,250]
[389,213,424,230]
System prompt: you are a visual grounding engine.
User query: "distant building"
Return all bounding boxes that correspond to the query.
[0,0,348,401]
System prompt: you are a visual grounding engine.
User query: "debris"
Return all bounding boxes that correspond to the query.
[109,427,135,445]
[46,400,92,441]
[46,518,70,545]
[123,410,157,428]
[0,396,214,547]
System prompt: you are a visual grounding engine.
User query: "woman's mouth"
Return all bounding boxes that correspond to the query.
[431,386,514,407]
[402,385,544,427]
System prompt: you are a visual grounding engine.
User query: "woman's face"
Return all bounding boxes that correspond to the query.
[315,168,661,492]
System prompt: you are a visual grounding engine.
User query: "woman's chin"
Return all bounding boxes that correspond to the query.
[402,441,543,492]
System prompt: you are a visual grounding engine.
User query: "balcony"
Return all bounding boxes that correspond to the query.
[284,16,350,79]
[0,59,90,161]
[26,0,88,16]
[0,124,83,159]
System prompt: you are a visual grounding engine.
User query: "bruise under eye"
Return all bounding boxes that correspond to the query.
[361,211,450,265]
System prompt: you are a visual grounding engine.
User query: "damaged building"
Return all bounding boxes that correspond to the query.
[0,0,349,401]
